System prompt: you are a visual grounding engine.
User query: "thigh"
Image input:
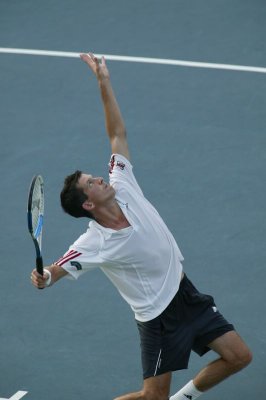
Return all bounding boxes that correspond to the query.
[208,330,251,361]
[137,316,163,378]
[137,297,194,377]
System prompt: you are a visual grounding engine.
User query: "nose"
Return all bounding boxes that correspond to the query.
[95,177,103,184]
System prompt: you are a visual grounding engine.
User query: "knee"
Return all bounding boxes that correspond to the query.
[240,347,253,368]
[228,346,253,372]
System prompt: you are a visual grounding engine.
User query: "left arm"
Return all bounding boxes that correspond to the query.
[80,52,130,160]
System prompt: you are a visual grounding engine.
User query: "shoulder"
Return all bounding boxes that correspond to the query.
[73,223,102,253]
[108,153,144,196]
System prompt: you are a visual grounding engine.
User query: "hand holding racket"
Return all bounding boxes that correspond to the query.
[27,175,46,287]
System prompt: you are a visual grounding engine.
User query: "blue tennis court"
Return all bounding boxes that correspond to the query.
[0,1,265,399]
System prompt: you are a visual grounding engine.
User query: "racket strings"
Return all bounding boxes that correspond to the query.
[31,177,44,245]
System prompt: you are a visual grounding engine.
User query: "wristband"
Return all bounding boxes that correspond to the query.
[43,268,52,287]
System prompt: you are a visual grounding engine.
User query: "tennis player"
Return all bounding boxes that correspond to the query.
[31,52,252,400]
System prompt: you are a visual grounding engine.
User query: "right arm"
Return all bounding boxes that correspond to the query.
[31,264,68,289]
[80,52,130,160]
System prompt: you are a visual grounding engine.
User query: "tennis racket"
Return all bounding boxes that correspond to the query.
[27,175,44,276]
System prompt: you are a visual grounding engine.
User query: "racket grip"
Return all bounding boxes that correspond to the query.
[36,256,44,276]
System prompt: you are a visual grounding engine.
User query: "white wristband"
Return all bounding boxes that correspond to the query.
[43,268,52,287]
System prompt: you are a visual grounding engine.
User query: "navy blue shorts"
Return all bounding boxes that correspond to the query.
[136,274,234,379]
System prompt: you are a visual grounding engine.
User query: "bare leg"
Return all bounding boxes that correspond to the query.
[193,331,252,392]
[114,372,172,400]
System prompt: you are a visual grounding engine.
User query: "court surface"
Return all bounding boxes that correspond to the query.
[0,1,265,399]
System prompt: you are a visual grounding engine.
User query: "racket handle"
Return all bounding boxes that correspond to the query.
[36,256,44,276]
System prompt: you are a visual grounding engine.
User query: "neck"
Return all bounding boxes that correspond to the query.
[93,200,130,230]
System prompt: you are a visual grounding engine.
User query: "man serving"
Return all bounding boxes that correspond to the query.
[31,52,252,400]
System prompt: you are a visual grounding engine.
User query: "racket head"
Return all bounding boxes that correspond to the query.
[27,175,44,274]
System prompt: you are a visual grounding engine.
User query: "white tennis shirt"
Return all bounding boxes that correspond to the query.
[56,154,184,322]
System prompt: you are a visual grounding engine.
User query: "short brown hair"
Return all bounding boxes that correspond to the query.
[60,170,95,219]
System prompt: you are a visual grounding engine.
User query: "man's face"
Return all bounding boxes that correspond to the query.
[78,173,115,211]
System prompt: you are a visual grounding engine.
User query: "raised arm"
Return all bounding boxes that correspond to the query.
[80,52,130,160]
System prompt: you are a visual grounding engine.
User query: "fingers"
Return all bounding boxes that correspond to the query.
[30,269,48,289]
[80,51,110,82]
[80,52,99,70]
[89,52,98,63]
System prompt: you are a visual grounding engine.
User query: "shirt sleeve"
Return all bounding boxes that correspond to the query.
[54,246,103,280]
[109,154,144,196]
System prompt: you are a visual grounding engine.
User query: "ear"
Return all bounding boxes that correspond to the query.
[82,200,95,211]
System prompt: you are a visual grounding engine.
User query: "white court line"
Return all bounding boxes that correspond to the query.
[0,47,266,74]
[9,392,28,400]
[0,391,28,400]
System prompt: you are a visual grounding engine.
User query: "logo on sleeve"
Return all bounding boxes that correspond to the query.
[70,261,82,270]
[116,161,125,170]
[109,155,125,173]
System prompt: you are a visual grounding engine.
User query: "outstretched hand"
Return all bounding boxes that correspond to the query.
[80,52,110,82]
